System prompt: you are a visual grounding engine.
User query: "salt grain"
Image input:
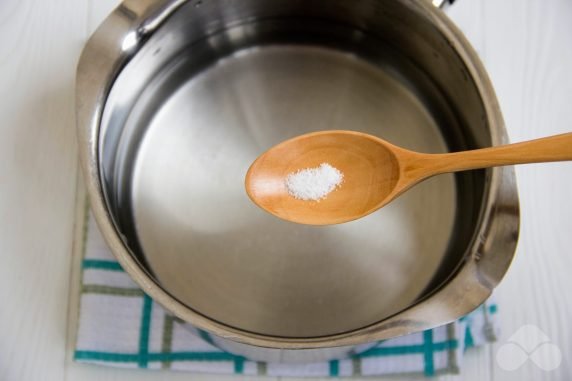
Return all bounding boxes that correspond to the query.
[285,163,344,201]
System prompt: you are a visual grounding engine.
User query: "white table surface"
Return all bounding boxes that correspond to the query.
[1,0,571,380]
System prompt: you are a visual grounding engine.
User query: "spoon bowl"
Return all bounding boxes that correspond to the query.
[246,131,403,225]
[246,130,572,225]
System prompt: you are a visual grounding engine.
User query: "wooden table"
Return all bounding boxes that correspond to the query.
[1,0,570,379]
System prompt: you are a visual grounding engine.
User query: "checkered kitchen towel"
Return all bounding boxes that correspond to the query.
[74,208,499,377]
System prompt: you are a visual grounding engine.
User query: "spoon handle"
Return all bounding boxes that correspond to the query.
[423,132,572,175]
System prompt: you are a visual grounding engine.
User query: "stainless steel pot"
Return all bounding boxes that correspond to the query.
[76,0,519,362]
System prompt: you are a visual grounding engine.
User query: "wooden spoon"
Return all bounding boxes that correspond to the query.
[245,130,572,225]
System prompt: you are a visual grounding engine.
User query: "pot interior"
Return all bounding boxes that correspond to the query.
[99,0,489,338]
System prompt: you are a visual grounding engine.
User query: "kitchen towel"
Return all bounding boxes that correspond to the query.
[74,209,499,377]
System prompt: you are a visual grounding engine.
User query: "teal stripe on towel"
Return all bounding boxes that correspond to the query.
[138,295,153,368]
[423,330,435,376]
[82,259,123,271]
[75,350,244,363]
[234,357,245,373]
[329,360,339,376]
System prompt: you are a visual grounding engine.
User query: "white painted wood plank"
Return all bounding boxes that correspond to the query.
[0,0,88,380]
[481,0,572,380]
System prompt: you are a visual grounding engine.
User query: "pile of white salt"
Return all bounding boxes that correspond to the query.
[284,163,343,201]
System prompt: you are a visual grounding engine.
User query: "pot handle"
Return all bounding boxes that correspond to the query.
[133,0,188,36]
[432,0,456,10]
